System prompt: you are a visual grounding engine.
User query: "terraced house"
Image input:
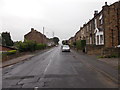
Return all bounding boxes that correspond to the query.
[69,1,120,48]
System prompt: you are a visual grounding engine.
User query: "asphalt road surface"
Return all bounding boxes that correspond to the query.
[2,46,118,88]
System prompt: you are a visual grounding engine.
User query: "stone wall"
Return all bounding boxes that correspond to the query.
[102,47,120,56]
[103,2,120,47]
[86,45,104,55]
[86,45,120,56]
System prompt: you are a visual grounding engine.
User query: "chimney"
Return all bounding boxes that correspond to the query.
[94,10,98,16]
[31,28,34,31]
[105,2,107,6]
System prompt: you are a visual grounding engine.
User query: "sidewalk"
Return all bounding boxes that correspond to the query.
[1,47,53,68]
[1,54,34,68]
[97,58,119,69]
[74,49,119,69]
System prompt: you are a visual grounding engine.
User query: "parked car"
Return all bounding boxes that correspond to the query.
[116,45,120,48]
[62,45,70,52]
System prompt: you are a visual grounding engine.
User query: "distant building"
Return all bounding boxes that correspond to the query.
[24,28,55,46]
[24,28,48,44]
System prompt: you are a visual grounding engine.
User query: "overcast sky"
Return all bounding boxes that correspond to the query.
[0,0,118,42]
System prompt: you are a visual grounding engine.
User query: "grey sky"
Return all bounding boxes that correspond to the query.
[0,0,117,42]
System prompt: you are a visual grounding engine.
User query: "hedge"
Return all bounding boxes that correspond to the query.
[16,40,47,52]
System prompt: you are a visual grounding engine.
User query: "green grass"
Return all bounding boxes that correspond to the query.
[97,54,119,59]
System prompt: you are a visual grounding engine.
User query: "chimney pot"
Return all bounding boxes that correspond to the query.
[31,28,34,31]
[105,2,107,5]
[94,10,98,16]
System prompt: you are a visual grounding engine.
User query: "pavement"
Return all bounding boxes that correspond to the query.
[1,48,51,68]
[2,46,119,88]
[1,55,34,68]
[97,58,119,69]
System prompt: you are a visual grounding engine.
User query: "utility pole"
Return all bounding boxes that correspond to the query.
[43,27,44,44]
[52,31,54,38]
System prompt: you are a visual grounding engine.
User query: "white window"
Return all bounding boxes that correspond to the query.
[95,19,97,28]
[99,15,103,25]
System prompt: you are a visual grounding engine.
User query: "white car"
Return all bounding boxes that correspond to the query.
[62,45,70,52]
[116,45,120,48]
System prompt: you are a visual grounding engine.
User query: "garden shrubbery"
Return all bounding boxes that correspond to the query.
[15,40,47,52]
[35,44,47,50]
[76,40,86,50]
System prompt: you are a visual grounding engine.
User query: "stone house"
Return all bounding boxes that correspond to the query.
[68,37,75,45]
[24,28,49,44]
[69,1,120,48]
[75,30,81,41]
[102,1,120,47]
[93,10,104,45]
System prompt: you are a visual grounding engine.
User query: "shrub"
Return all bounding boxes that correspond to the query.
[76,40,86,50]
[36,44,47,50]
[16,40,47,52]
[16,40,37,52]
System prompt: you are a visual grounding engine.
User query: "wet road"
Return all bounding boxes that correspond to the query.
[2,46,118,88]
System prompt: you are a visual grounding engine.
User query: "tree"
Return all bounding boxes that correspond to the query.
[53,37,59,44]
[62,40,68,45]
[2,32,14,46]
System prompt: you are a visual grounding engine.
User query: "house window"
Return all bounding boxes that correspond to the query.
[86,37,89,44]
[97,35,99,45]
[87,25,89,32]
[90,23,91,31]
[90,37,92,44]
[95,19,97,28]
[99,15,103,25]
[99,19,103,25]
[100,35,103,44]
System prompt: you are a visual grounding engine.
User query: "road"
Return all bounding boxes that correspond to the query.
[2,46,118,88]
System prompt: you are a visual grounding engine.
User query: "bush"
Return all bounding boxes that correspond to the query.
[7,50,17,55]
[35,44,47,50]
[16,40,37,52]
[76,40,86,50]
[16,40,47,52]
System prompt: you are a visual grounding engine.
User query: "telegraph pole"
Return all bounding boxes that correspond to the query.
[43,27,44,44]
[52,31,54,38]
